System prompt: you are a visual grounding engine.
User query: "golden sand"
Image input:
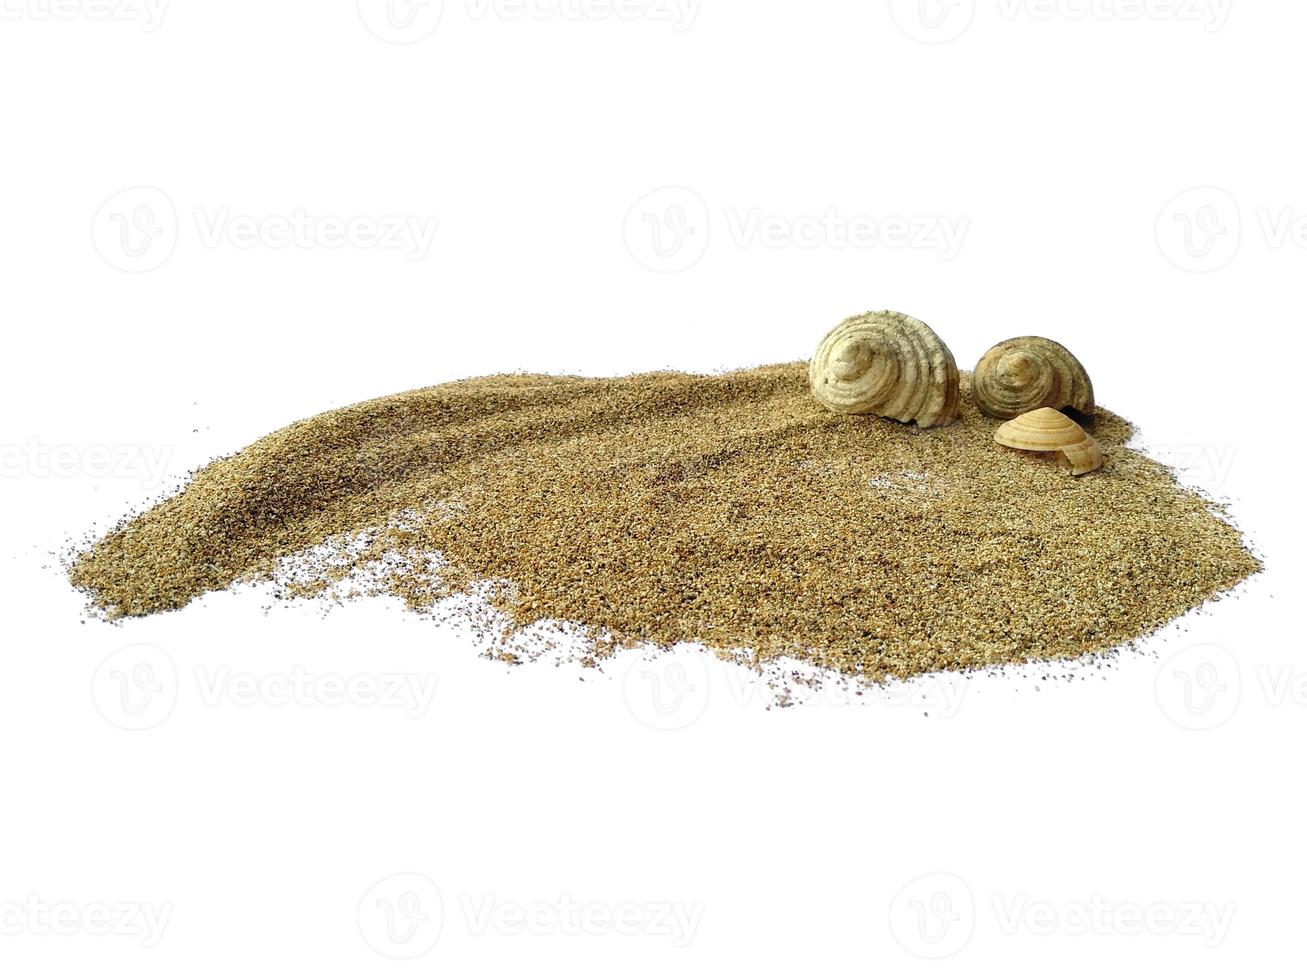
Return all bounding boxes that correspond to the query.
[69,365,1259,680]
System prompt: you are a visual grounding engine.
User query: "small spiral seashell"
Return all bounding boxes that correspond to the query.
[994,407,1103,475]
[809,311,961,427]
[973,336,1095,420]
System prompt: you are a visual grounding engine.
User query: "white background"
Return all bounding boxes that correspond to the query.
[1,1,1302,976]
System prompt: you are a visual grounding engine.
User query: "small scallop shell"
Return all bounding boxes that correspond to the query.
[809,311,961,427]
[994,407,1103,476]
[973,336,1095,420]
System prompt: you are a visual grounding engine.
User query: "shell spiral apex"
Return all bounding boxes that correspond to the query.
[973,336,1095,420]
[994,407,1103,475]
[809,311,961,427]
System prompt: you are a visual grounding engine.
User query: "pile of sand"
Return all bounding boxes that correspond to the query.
[69,365,1259,680]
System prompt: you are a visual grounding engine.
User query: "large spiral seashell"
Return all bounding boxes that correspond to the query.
[973,336,1094,421]
[809,311,961,427]
[994,407,1103,475]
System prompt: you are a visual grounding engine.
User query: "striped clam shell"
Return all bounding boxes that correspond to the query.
[994,406,1103,475]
